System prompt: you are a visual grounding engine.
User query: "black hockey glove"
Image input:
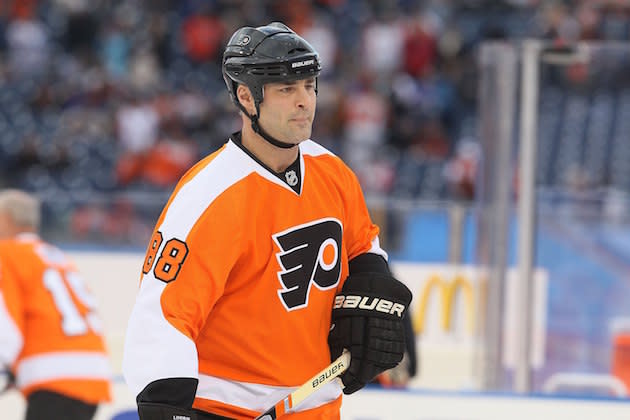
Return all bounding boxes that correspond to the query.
[138,402,197,420]
[137,377,202,420]
[328,272,412,395]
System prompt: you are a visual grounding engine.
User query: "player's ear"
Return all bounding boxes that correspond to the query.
[237,85,256,116]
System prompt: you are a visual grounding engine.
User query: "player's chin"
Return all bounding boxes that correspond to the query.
[289,127,312,142]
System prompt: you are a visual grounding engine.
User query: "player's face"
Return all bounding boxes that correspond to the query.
[0,212,12,239]
[259,78,317,144]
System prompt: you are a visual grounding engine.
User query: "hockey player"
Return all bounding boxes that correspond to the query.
[0,189,112,420]
[123,22,412,420]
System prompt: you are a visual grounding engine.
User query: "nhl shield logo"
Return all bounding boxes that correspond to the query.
[285,170,298,186]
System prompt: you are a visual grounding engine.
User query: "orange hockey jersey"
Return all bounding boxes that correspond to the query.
[0,234,112,404]
[123,137,387,419]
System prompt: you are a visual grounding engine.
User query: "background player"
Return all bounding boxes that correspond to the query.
[123,22,412,419]
[0,189,112,420]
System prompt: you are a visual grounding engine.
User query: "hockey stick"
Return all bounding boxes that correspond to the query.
[254,350,350,420]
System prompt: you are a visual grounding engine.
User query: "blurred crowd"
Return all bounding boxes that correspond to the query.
[0,0,629,245]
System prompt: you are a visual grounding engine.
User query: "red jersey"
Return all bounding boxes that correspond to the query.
[123,138,386,419]
[0,234,112,404]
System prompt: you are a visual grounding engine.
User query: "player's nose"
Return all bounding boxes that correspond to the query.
[295,85,312,109]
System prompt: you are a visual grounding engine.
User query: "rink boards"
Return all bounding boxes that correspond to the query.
[1,251,629,418]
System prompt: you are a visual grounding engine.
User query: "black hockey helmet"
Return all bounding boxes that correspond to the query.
[222,22,321,107]
[222,22,321,149]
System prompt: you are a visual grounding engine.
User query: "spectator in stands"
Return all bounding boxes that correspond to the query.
[361,11,405,76]
[0,189,112,420]
[443,137,480,201]
[5,3,49,79]
[341,71,389,170]
[101,19,130,80]
[142,120,198,187]
[115,94,160,185]
[576,2,601,41]
[402,13,437,79]
[181,6,225,64]
[300,12,339,78]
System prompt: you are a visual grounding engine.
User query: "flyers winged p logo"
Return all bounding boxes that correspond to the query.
[273,218,343,311]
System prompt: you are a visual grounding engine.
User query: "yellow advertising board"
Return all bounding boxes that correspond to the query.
[391,262,548,389]
[414,273,477,336]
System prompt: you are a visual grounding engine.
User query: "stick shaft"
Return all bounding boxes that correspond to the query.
[254,351,350,420]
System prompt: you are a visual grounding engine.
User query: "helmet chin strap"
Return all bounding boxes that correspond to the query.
[235,99,297,149]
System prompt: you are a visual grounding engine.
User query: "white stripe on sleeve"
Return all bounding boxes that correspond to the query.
[123,143,255,396]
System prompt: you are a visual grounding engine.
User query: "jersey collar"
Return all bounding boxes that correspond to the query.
[229,131,303,195]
